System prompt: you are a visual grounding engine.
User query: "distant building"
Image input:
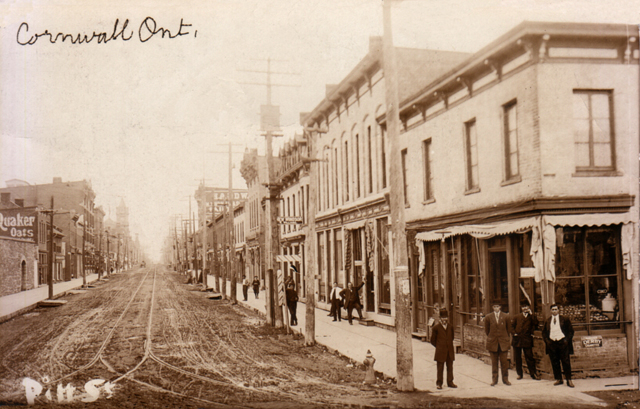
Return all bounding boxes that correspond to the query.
[0,178,98,281]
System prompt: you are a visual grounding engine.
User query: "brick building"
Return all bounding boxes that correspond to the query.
[396,22,638,377]
[1,178,99,281]
[0,204,38,297]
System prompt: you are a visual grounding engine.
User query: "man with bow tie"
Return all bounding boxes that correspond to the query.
[485,303,512,386]
[542,304,575,387]
[511,302,541,380]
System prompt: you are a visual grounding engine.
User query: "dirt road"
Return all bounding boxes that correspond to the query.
[2,266,636,409]
[0,267,397,408]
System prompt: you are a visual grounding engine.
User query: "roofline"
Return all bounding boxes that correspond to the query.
[398,21,639,114]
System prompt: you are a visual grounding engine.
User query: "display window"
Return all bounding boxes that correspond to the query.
[554,226,621,333]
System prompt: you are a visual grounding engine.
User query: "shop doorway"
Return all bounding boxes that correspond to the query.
[489,251,509,310]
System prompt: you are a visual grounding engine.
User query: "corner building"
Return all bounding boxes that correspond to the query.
[395,22,638,377]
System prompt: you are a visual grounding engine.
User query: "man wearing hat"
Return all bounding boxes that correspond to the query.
[485,303,512,386]
[430,309,457,389]
[511,302,541,380]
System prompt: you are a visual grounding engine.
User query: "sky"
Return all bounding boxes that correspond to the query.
[1,0,639,261]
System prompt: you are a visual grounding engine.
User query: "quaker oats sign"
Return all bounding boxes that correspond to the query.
[0,208,37,242]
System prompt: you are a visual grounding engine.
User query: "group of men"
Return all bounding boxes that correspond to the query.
[430,302,575,390]
[328,278,366,325]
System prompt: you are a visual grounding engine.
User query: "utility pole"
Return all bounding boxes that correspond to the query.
[47,196,54,300]
[240,57,299,328]
[106,229,110,276]
[228,142,237,305]
[301,124,328,345]
[98,229,102,280]
[382,0,414,391]
[81,212,86,287]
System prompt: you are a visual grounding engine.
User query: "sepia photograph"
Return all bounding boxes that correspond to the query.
[0,0,639,407]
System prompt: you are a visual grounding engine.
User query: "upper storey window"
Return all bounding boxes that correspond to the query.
[573,90,616,174]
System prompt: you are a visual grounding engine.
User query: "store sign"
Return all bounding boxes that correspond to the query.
[520,267,535,278]
[277,216,302,224]
[0,208,37,242]
[581,335,603,348]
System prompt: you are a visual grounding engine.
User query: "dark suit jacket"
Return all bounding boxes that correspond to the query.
[340,282,364,308]
[542,314,574,355]
[430,322,455,362]
[511,312,538,348]
[484,312,511,352]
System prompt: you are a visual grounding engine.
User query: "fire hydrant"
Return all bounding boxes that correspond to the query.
[363,350,376,384]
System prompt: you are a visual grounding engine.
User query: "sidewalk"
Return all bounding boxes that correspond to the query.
[0,273,101,323]
[209,275,638,406]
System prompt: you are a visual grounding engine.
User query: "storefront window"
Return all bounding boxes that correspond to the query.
[554,226,621,332]
[463,237,483,324]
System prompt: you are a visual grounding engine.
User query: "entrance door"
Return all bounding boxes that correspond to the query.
[489,251,509,309]
[447,249,462,340]
[415,251,426,331]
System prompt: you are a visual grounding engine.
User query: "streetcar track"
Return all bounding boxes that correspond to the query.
[45,268,154,385]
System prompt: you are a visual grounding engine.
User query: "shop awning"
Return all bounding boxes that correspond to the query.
[276,254,301,263]
[415,216,539,242]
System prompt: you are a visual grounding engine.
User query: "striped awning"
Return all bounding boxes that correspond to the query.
[276,254,301,263]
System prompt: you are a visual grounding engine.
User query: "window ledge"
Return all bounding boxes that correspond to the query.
[501,176,522,187]
[573,170,623,177]
[422,198,436,205]
[464,187,481,195]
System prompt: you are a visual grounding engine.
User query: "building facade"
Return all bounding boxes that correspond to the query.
[275,133,309,299]
[302,37,469,326]
[396,22,638,376]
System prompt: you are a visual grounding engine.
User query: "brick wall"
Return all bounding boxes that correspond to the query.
[0,238,37,297]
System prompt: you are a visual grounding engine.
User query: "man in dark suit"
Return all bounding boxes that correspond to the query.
[511,302,540,380]
[485,303,512,386]
[430,309,457,390]
[340,278,366,325]
[542,304,575,387]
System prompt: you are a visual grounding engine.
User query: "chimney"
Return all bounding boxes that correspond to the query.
[15,198,24,207]
[53,177,62,184]
[1,192,10,203]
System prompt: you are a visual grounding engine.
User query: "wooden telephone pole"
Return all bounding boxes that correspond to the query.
[382,0,414,391]
[301,123,327,345]
[239,57,299,328]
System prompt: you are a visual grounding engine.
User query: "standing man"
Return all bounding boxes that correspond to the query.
[340,278,366,325]
[286,283,298,326]
[328,282,343,322]
[242,275,250,301]
[485,303,512,386]
[251,276,260,299]
[430,310,457,390]
[542,304,575,387]
[511,302,540,380]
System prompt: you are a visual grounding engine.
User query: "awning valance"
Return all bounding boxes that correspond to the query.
[415,216,539,242]
[276,254,302,263]
[542,213,633,227]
